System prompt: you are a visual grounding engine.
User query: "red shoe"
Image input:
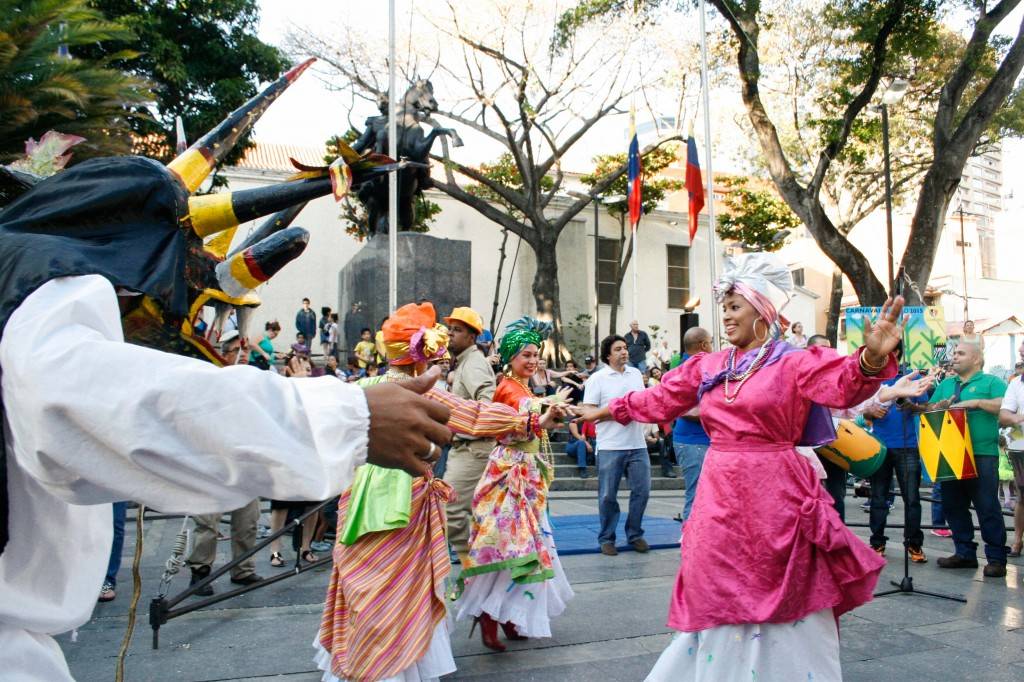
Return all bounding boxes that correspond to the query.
[470,614,506,652]
[500,621,528,641]
[930,528,952,538]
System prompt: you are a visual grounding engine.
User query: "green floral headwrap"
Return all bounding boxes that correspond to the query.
[499,316,552,365]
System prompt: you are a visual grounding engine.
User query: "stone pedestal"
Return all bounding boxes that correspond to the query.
[338,232,472,351]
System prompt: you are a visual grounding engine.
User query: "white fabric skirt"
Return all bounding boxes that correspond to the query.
[646,607,841,682]
[454,514,574,638]
[312,620,456,682]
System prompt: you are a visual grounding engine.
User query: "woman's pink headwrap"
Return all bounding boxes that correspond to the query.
[713,253,794,335]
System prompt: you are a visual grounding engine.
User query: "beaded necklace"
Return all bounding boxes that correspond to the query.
[507,372,554,477]
[723,340,774,404]
[507,372,532,395]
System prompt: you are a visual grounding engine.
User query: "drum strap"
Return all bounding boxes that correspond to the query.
[953,379,964,404]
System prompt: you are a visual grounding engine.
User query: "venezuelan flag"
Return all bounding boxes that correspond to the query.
[686,133,704,242]
[627,108,642,230]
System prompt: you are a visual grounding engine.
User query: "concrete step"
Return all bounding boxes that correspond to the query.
[552,463,682,478]
[549,474,685,492]
[552,453,671,466]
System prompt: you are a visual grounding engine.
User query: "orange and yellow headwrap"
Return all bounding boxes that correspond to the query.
[382,302,450,366]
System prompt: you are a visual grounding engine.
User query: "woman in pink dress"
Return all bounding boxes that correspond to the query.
[577,253,905,681]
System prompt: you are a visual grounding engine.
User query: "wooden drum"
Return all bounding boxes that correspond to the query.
[918,407,978,482]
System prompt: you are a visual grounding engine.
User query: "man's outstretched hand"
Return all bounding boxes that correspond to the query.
[363,367,451,477]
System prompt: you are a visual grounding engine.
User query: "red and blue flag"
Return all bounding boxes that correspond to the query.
[686,133,704,242]
[627,109,642,230]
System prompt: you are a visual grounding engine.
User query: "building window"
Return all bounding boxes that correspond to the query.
[597,237,620,304]
[667,245,690,309]
[792,268,805,287]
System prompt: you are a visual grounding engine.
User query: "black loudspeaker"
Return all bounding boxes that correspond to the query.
[680,313,700,344]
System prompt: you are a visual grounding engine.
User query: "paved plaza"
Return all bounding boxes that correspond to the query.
[63,491,1024,681]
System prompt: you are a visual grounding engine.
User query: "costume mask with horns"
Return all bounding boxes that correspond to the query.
[0,57,408,366]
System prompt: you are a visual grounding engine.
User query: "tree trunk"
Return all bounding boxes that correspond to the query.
[825,267,844,347]
[489,227,511,332]
[900,160,962,305]
[531,234,566,361]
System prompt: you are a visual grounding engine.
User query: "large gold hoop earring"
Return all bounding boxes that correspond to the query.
[753,319,769,343]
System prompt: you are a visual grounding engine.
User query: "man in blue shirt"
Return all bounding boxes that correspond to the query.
[672,327,712,523]
[867,345,930,563]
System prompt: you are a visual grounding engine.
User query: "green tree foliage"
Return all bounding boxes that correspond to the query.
[325,132,441,240]
[466,153,555,222]
[558,0,1024,310]
[83,0,287,166]
[580,144,683,333]
[580,145,682,218]
[716,178,800,252]
[0,0,151,162]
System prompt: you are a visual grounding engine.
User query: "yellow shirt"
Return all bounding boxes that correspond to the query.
[354,340,377,368]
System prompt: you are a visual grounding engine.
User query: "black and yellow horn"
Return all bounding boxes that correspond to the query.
[167,57,316,193]
[186,177,330,238]
[215,227,310,299]
[227,202,307,258]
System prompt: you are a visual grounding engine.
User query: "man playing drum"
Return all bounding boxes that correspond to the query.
[925,342,1008,577]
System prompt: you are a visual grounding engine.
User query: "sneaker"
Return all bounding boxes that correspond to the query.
[577,467,589,479]
[257,525,271,539]
[982,562,1007,578]
[600,542,618,556]
[189,566,215,596]
[930,528,952,538]
[310,540,333,552]
[631,538,650,553]
[936,554,978,569]
[216,532,230,542]
[872,544,885,557]
[908,545,927,563]
[661,470,677,478]
[97,581,116,603]
[860,501,871,512]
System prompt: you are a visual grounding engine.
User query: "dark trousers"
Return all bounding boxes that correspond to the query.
[941,456,1008,563]
[567,437,595,468]
[105,502,128,587]
[869,447,923,548]
[820,457,847,522]
[647,437,674,475]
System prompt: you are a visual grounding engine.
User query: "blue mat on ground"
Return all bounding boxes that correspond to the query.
[550,514,681,555]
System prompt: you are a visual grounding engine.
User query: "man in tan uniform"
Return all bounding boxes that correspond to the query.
[442,307,496,564]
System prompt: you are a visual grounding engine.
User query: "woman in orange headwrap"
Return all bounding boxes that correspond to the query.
[314,302,566,682]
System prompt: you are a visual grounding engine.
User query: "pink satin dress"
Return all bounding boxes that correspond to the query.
[609,346,892,633]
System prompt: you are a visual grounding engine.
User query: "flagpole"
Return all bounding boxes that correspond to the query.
[387,0,398,314]
[699,0,720,349]
[632,218,639,323]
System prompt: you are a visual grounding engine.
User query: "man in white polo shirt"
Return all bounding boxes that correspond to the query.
[583,334,650,556]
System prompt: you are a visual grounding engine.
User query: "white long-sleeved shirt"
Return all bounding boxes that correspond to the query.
[0,275,371,680]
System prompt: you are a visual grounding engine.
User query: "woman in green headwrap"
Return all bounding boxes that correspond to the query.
[455,317,575,651]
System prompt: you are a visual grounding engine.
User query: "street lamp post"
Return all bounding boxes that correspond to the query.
[879,78,909,293]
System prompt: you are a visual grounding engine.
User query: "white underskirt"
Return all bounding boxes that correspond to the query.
[646,607,841,682]
[454,514,574,638]
[312,619,456,682]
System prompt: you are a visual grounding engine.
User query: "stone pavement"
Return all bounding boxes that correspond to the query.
[62,492,1024,681]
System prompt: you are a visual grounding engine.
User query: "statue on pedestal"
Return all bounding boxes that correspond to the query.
[352,80,462,235]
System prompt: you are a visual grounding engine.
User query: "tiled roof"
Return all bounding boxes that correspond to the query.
[234,142,327,172]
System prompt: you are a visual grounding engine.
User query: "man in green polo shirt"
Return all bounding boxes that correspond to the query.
[926,341,1008,577]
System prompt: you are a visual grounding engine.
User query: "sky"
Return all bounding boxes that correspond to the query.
[254,1,1024,205]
